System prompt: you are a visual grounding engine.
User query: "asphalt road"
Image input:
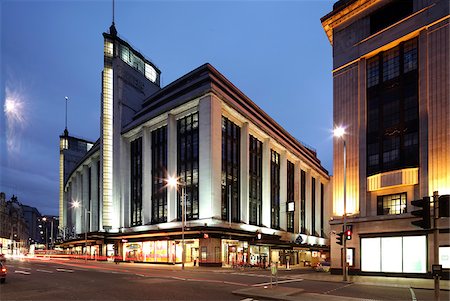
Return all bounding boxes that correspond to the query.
[1,258,448,301]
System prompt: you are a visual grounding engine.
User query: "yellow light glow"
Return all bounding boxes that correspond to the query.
[102,67,113,228]
[104,41,113,57]
[59,153,65,230]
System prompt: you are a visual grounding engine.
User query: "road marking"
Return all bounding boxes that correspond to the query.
[409,288,417,301]
[36,269,53,273]
[135,274,146,277]
[252,278,304,287]
[171,276,186,281]
[323,283,353,294]
[15,270,31,275]
[240,298,255,301]
[56,268,74,273]
[20,267,32,270]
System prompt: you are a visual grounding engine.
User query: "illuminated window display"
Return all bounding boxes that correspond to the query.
[361,235,426,273]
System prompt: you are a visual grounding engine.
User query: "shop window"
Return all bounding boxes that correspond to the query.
[361,235,426,273]
[201,246,207,261]
[439,247,450,269]
[377,193,407,215]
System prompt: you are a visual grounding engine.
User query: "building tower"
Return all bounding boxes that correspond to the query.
[321,0,449,276]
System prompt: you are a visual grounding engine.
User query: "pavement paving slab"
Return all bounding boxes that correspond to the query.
[232,286,364,301]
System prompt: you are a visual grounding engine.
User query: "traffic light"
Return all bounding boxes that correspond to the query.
[336,232,343,245]
[439,194,450,218]
[411,196,431,229]
[345,225,352,240]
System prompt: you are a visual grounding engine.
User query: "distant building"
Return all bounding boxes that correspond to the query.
[21,205,42,244]
[0,193,29,255]
[59,23,332,266]
[321,0,449,277]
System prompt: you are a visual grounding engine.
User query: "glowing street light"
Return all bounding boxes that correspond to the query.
[334,125,348,282]
[166,176,186,270]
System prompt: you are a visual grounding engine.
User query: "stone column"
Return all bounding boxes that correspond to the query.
[91,159,99,231]
[294,161,301,233]
[167,114,177,222]
[240,122,249,224]
[82,165,90,232]
[199,95,222,219]
[279,151,287,230]
[305,169,312,235]
[142,127,152,225]
[262,139,271,228]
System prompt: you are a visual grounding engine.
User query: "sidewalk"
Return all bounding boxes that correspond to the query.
[233,272,450,301]
[298,272,450,290]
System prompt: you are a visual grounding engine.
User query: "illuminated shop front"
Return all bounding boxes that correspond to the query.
[361,235,427,273]
[122,240,199,263]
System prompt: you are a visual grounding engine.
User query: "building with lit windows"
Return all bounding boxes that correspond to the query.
[321,0,449,277]
[58,23,331,267]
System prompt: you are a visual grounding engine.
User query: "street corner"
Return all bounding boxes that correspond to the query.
[232,286,304,300]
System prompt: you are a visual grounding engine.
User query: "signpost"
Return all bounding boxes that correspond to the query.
[270,262,278,287]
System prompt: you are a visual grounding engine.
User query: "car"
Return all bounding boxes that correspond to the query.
[0,261,6,283]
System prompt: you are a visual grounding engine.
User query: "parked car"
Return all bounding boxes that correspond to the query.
[0,261,6,283]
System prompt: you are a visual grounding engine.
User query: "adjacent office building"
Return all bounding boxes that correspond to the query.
[321,0,449,277]
[59,23,331,266]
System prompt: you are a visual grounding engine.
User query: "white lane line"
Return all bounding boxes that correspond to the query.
[15,270,31,275]
[409,288,417,301]
[171,276,186,281]
[135,274,146,277]
[240,298,254,301]
[323,283,353,294]
[56,268,74,273]
[252,278,304,287]
[36,269,53,273]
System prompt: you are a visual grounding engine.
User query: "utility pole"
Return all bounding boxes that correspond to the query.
[433,191,440,301]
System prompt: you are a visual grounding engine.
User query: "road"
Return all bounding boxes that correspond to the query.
[1,258,448,300]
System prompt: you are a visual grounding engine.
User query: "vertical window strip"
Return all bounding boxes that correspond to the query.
[311,177,316,236]
[366,38,419,176]
[221,117,241,222]
[300,170,306,233]
[320,183,324,237]
[130,137,142,226]
[249,135,263,226]
[287,161,295,233]
[177,113,199,221]
[151,126,168,224]
[270,150,280,229]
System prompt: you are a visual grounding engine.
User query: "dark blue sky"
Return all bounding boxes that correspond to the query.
[1,0,334,216]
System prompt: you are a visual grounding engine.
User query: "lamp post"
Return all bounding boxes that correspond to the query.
[167,176,186,270]
[72,201,90,264]
[42,217,48,250]
[334,126,348,282]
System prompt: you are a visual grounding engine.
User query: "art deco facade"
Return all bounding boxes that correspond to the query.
[321,0,449,277]
[59,24,331,266]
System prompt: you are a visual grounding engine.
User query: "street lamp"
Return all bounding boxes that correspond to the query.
[167,176,186,270]
[42,217,48,250]
[72,200,90,263]
[334,125,348,282]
